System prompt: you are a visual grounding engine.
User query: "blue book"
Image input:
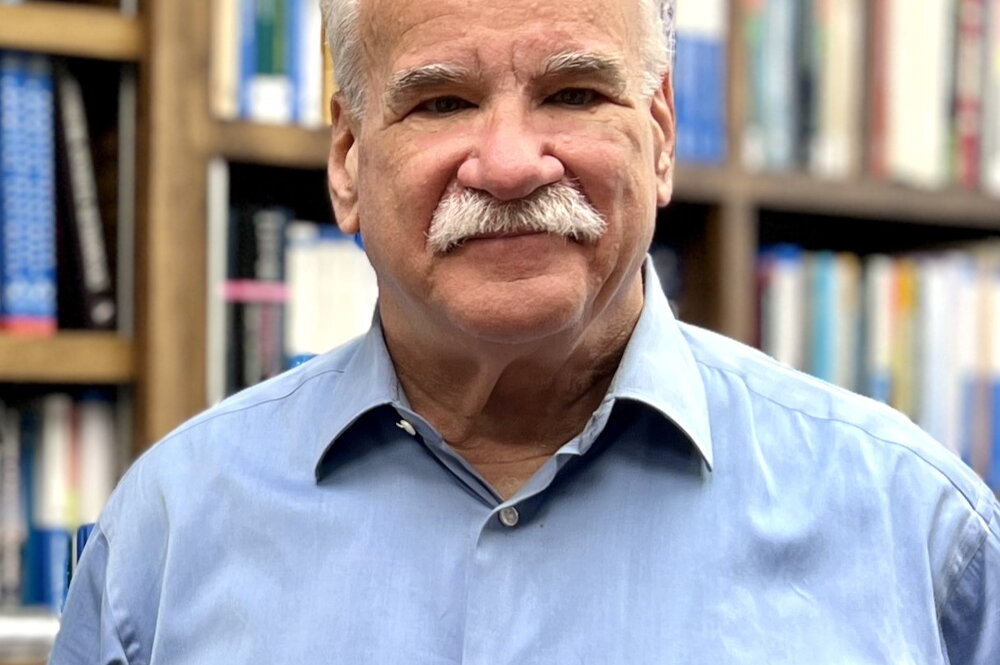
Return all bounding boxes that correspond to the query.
[0,52,57,334]
[807,251,837,383]
[674,0,727,165]
[990,380,1000,491]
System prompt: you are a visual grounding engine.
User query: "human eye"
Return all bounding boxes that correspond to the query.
[415,96,473,115]
[546,88,601,107]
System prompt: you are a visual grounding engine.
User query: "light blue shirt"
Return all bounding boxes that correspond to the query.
[51,262,999,664]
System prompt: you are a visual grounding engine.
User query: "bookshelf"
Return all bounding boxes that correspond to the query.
[0,2,148,660]
[0,0,996,661]
[0,3,141,395]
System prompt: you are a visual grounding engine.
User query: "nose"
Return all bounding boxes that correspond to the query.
[456,106,565,201]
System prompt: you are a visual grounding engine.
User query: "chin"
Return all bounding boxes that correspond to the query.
[442,281,590,346]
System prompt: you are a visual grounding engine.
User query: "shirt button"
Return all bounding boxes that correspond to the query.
[498,506,520,528]
[396,419,416,436]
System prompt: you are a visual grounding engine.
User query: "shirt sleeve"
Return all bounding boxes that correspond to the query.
[939,494,1000,665]
[47,525,131,665]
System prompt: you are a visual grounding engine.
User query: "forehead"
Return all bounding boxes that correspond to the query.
[359,0,643,78]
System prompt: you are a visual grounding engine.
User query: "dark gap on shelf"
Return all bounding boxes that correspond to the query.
[757,210,999,255]
[228,162,335,224]
[654,202,714,327]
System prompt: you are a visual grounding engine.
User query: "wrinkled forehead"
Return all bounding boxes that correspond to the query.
[357,0,645,84]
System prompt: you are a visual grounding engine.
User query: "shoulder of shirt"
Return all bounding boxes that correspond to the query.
[99,339,365,530]
[676,320,996,518]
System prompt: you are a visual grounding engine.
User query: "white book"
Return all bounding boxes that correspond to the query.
[952,255,980,462]
[814,0,863,178]
[248,74,293,124]
[284,220,322,359]
[77,395,116,525]
[33,394,73,530]
[760,247,806,370]
[295,0,325,127]
[888,0,956,188]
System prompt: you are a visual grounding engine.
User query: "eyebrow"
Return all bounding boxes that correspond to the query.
[542,51,629,96]
[384,63,472,110]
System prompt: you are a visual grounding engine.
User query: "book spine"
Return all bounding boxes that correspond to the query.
[224,206,289,394]
[761,0,798,169]
[988,263,1000,489]
[283,220,321,362]
[76,391,116,526]
[211,0,241,120]
[954,0,985,189]
[238,0,257,118]
[299,0,325,127]
[869,0,891,179]
[0,404,23,605]
[0,53,57,335]
[984,0,1000,194]
[247,0,292,123]
[741,0,767,170]
[55,63,116,330]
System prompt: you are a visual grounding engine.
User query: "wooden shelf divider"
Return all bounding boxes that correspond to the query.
[0,3,142,62]
[214,122,330,168]
[737,171,1000,227]
[0,332,134,384]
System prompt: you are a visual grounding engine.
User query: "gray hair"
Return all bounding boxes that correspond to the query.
[319,0,676,117]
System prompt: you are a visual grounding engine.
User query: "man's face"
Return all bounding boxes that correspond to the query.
[329,0,675,347]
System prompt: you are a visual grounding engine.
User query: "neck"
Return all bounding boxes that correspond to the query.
[381,276,644,498]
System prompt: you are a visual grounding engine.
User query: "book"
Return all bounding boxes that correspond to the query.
[225,205,290,394]
[813,0,864,178]
[54,61,116,330]
[741,0,767,170]
[289,0,324,127]
[757,244,806,370]
[886,0,956,189]
[75,391,116,526]
[284,222,377,361]
[0,404,22,607]
[674,0,727,164]
[210,0,241,120]
[0,52,57,335]
[760,0,798,170]
[246,0,293,123]
[984,0,1000,194]
[953,0,987,189]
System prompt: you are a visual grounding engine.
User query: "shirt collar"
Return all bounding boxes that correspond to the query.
[606,259,714,468]
[312,257,714,479]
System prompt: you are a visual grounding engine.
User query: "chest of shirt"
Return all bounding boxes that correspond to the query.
[134,434,943,665]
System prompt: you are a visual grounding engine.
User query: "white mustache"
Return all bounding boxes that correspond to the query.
[426,182,607,253]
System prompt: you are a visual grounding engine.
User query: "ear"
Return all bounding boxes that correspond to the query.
[328,94,361,234]
[650,72,676,207]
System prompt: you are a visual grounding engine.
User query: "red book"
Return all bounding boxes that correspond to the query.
[953,0,986,189]
[869,0,891,180]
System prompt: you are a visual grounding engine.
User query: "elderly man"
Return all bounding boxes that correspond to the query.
[52,0,998,662]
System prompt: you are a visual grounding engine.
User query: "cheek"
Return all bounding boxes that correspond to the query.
[358,132,467,233]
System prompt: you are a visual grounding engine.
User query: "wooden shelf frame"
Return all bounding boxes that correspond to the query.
[213,124,1000,226]
[0,332,134,384]
[0,3,142,62]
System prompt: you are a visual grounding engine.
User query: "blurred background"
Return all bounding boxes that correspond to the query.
[0,0,999,660]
